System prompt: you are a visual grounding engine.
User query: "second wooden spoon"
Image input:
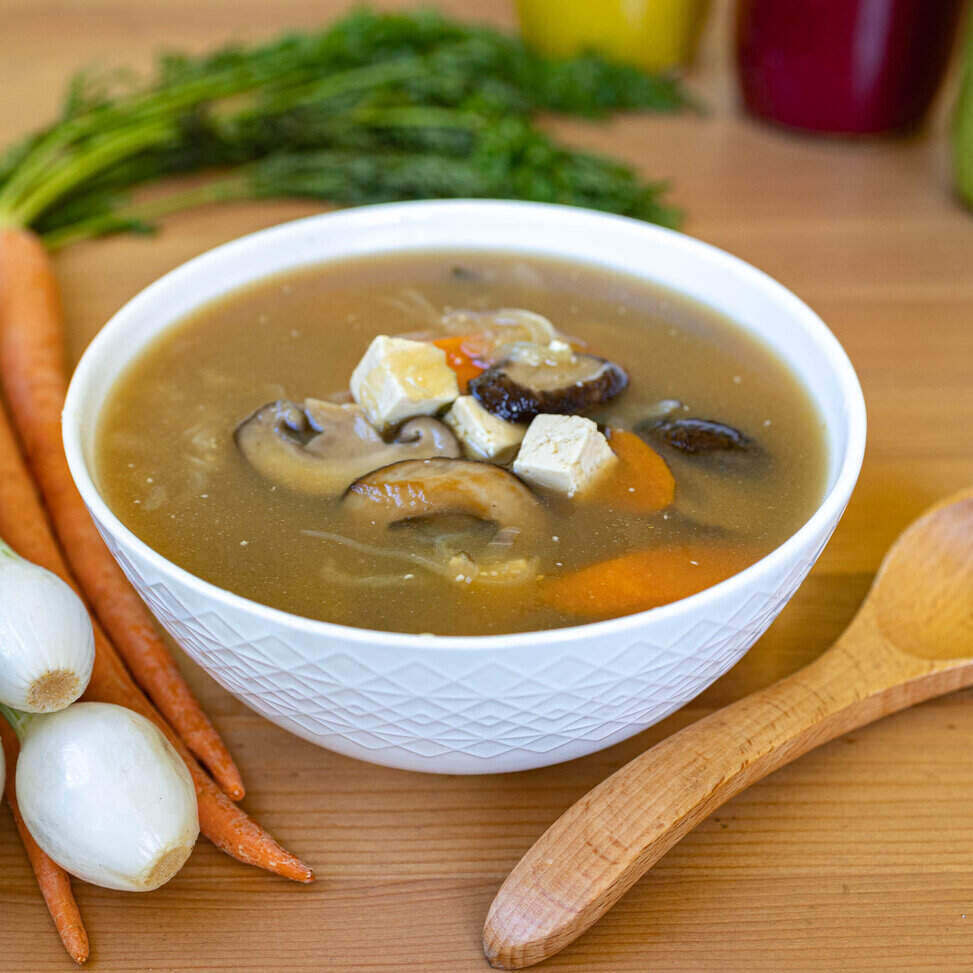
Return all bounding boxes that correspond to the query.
[483,489,973,969]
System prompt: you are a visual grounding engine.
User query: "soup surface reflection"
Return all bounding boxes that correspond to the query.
[96,252,827,635]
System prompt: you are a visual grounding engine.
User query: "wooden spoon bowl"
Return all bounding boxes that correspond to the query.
[483,489,973,969]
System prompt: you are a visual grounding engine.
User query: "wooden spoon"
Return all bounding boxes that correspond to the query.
[483,489,973,969]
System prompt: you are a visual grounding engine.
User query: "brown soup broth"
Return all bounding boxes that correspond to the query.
[95,252,827,635]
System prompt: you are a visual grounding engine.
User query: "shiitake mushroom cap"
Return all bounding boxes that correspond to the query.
[470,352,628,423]
[343,457,545,534]
[644,417,753,454]
[638,416,767,477]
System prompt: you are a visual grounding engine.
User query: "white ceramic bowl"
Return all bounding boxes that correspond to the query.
[63,201,865,774]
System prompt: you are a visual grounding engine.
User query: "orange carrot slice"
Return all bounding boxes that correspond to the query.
[433,334,489,391]
[540,545,761,620]
[594,428,675,513]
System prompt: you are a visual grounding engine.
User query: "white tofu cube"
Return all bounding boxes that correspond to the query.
[513,414,617,497]
[350,336,459,430]
[444,396,526,463]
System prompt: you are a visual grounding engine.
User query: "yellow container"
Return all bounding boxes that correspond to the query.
[515,0,710,73]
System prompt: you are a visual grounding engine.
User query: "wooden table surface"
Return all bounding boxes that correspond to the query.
[2,2,972,970]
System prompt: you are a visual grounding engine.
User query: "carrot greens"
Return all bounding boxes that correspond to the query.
[0,8,692,243]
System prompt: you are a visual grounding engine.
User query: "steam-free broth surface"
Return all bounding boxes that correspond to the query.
[96,252,826,635]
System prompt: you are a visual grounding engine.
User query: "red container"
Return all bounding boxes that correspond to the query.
[736,0,965,134]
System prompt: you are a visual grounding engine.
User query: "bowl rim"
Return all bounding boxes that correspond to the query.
[63,199,867,652]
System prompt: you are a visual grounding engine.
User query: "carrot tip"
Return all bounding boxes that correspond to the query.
[69,945,89,965]
[60,922,90,964]
[66,928,89,963]
[284,862,315,884]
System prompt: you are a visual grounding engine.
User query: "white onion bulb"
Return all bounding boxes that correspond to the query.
[0,544,94,712]
[15,702,199,891]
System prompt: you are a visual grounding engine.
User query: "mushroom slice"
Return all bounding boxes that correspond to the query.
[638,416,768,479]
[235,399,460,497]
[641,417,753,455]
[343,458,545,533]
[469,344,628,422]
[390,415,461,457]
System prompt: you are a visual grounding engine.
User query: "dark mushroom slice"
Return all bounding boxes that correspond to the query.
[343,458,546,534]
[641,417,753,454]
[638,416,767,478]
[470,347,628,423]
[235,399,460,497]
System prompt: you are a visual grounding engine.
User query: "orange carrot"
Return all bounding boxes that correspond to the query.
[597,428,675,513]
[540,544,762,620]
[433,334,489,391]
[0,394,312,883]
[0,227,243,800]
[1,719,89,966]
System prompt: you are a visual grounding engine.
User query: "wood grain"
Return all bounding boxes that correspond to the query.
[1,1,973,970]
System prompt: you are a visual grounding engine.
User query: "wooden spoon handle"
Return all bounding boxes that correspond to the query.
[483,628,960,969]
